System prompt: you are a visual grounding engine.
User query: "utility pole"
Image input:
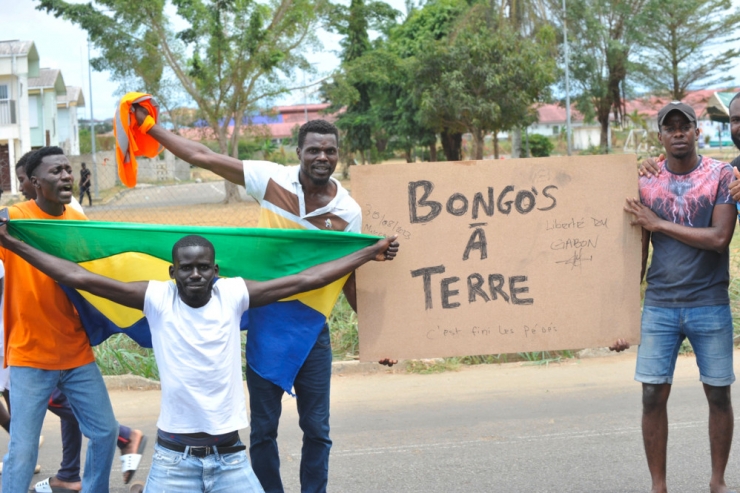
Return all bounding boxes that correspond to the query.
[563,0,572,156]
[303,70,308,123]
[87,39,99,199]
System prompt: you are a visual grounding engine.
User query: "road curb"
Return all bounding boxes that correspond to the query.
[104,374,160,391]
[330,360,407,376]
[103,361,406,391]
[103,349,639,391]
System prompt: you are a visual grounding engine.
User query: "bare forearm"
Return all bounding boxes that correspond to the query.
[3,236,93,288]
[148,125,216,170]
[294,249,375,294]
[2,235,146,309]
[654,220,732,253]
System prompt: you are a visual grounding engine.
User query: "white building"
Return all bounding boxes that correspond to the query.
[57,86,85,156]
[0,40,39,194]
[28,68,66,150]
[0,40,84,194]
[527,104,602,151]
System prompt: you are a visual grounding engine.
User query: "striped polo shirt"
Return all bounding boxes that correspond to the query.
[242,160,362,393]
[243,160,361,233]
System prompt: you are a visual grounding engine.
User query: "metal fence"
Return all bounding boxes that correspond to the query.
[65,150,263,227]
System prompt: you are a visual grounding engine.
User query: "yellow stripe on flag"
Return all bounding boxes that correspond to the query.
[77,252,171,327]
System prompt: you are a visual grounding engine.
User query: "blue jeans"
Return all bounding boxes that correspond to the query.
[47,388,82,483]
[144,442,264,492]
[2,362,118,493]
[636,304,735,386]
[247,326,332,493]
[47,389,132,483]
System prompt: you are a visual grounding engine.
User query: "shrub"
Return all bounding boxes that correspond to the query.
[528,134,554,157]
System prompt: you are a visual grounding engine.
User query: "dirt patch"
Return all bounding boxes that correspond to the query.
[86,201,263,227]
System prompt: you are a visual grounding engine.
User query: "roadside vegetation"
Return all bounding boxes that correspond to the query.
[93,223,740,380]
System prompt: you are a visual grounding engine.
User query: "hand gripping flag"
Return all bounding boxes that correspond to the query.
[114,93,164,187]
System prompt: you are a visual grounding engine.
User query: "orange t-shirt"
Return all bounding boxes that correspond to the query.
[0,200,94,370]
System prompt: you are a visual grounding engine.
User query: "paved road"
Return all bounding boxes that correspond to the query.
[6,351,740,492]
[94,180,255,211]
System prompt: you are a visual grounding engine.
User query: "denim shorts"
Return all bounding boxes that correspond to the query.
[635,304,735,386]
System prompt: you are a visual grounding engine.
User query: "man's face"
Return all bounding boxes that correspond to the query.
[169,245,219,307]
[658,111,699,160]
[31,155,74,204]
[729,99,740,150]
[16,166,36,200]
[297,133,339,187]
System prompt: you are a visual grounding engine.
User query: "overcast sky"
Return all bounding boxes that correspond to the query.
[3,0,740,122]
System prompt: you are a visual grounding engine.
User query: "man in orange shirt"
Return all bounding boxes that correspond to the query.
[1,147,118,493]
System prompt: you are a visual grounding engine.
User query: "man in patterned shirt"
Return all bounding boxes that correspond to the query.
[615,102,737,493]
[133,107,395,493]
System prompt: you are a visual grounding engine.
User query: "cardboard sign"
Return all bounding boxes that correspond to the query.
[351,155,643,361]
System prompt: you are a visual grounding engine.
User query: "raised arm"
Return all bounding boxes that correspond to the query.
[0,220,148,310]
[246,237,399,308]
[624,199,736,253]
[133,105,245,186]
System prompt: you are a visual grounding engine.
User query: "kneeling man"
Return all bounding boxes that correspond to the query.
[0,223,398,492]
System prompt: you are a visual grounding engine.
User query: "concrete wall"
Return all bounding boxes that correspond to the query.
[66,149,191,192]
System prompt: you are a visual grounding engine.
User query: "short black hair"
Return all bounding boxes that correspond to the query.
[25,146,64,178]
[730,92,740,112]
[171,235,216,262]
[297,120,339,149]
[15,150,37,171]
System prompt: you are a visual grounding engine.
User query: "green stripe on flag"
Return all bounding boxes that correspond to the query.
[8,220,381,280]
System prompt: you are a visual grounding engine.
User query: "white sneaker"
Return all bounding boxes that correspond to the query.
[39,435,44,448]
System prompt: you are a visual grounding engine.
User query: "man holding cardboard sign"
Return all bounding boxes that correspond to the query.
[617,101,737,493]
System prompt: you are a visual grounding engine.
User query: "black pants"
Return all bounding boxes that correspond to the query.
[80,186,92,206]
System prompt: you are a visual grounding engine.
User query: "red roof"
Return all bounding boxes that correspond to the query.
[177,104,340,140]
[536,104,584,124]
[623,89,737,120]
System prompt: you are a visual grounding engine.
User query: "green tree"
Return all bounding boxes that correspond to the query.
[498,0,550,158]
[324,0,398,165]
[322,0,467,163]
[632,0,740,100]
[391,0,469,161]
[37,0,323,202]
[559,0,648,151]
[415,5,557,159]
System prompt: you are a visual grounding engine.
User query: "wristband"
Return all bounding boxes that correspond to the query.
[140,115,156,133]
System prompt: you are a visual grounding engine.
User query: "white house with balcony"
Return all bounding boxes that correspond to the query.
[28,68,66,150]
[0,40,39,193]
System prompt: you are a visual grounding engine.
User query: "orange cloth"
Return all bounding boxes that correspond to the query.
[0,201,94,370]
[114,92,163,187]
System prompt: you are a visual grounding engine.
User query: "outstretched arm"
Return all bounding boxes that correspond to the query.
[246,237,399,308]
[0,219,148,310]
[133,105,245,186]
